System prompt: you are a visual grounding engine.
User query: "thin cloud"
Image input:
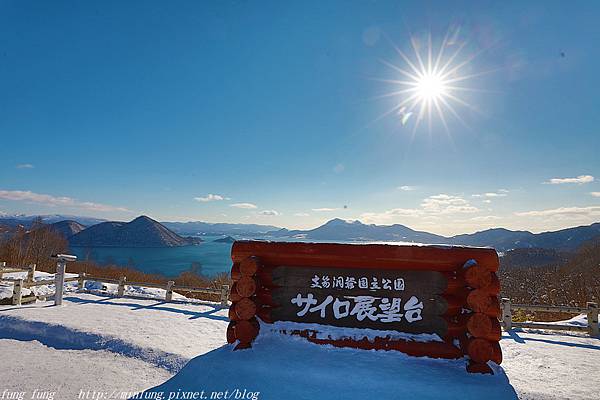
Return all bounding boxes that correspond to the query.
[421,194,479,215]
[0,189,129,213]
[312,207,340,212]
[333,163,345,173]
[470,215,501,222]
[259,210,280,216]
[230,203,257,209]
[472,191,508,198]
[360,194,479,224]
[294,212,310,217]
[544,175,594,185]
[194,194,229,202]
[16,164,34,169]
[591,192,600,198]
[515,206,600,217]
[398,186,417,191]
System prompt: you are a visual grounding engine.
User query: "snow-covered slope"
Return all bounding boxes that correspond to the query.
[0,291,598,399]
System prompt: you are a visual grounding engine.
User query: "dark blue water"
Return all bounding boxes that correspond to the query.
[70,235,233,277]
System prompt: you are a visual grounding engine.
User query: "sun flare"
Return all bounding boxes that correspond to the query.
[373,29,486,133]
[415,72,448,101]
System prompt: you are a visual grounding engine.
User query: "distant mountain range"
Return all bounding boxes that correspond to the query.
[0,214,279,236]
[2,214,600,251]
[266,218,600,251]
[69,216,201,247]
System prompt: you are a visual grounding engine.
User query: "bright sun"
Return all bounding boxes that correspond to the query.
[415,73,448,101]
[374,29,485,133]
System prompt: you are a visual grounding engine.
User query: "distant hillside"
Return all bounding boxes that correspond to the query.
[269,218,446,243]
[499,248,571,269]
[267,219,600,251]
[0,214,106,229]
[162,221,279,236]
[49,220,86,238]
[70,216,201,247]
[213,236,236,243]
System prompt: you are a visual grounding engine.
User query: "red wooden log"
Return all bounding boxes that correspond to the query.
[481,273,501,295]
[226,321,237,344]
[229,285,243,303]
[466,313,493,338]
[256,305,273,323]
[232,241,499,272]
[466,361,493,374]
[445,320,467,339]
[483,296,501,319]
[255,265,276,288]
[442,294,463,316]
[444,280,471,304]
[467,289,494,313]
[234,342,252,350]
[483,319,502,342]
[293,331,464,359]
[233,319,260,344]
[490,341,503,364]
[467,338,494,363]
[228,306,239,321]
[231,263,242,281]
[463,264,493,289]
[255,287,279,307]
[234,297,258,320]
[240,256,260,276]
[235,276,257,298]
[442,271,462,292]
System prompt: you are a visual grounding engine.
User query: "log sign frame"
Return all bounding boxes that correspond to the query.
[227,241,502,374]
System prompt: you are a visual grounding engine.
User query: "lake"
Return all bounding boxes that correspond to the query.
[70,237,413,278]
[70,235,234,277]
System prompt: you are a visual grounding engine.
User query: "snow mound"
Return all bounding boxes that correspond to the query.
[144,331,517,400]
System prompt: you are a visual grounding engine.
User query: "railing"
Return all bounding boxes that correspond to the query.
[501,298,599,337]
[1,263,229,308]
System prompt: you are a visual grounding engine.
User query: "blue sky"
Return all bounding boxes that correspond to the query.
[1,0,599,235]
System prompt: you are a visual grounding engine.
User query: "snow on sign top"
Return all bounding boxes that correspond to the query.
[228,241,503,374]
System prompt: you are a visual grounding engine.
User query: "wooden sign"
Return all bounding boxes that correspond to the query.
[271,266,449,335]
[227,241,503,374]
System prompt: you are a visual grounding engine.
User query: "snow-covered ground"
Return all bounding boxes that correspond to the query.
[1,276,599,400]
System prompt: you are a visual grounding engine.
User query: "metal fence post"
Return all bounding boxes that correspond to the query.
[220,284,230,308]
[118,276,126,297]
[27,264,36,284]
[78,272,86,292]
[165,281,174,302]
[587,302,599,337]
[501,297,512,331]
[12,278,23,306]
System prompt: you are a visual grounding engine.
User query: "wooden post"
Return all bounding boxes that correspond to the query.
[78,272,86,292]
[220,284,230,308]
[12,278,23,306]
[587,302,599,337]
[118,276,126,297]
[27,264,36,284]
[54,260,66,306]
[501,298,512,331]
[165,280,174,301]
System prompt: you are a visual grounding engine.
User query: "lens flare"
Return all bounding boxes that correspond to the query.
[372,29,490,134]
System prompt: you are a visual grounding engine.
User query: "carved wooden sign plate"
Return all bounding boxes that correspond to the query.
[270,266,449,336]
